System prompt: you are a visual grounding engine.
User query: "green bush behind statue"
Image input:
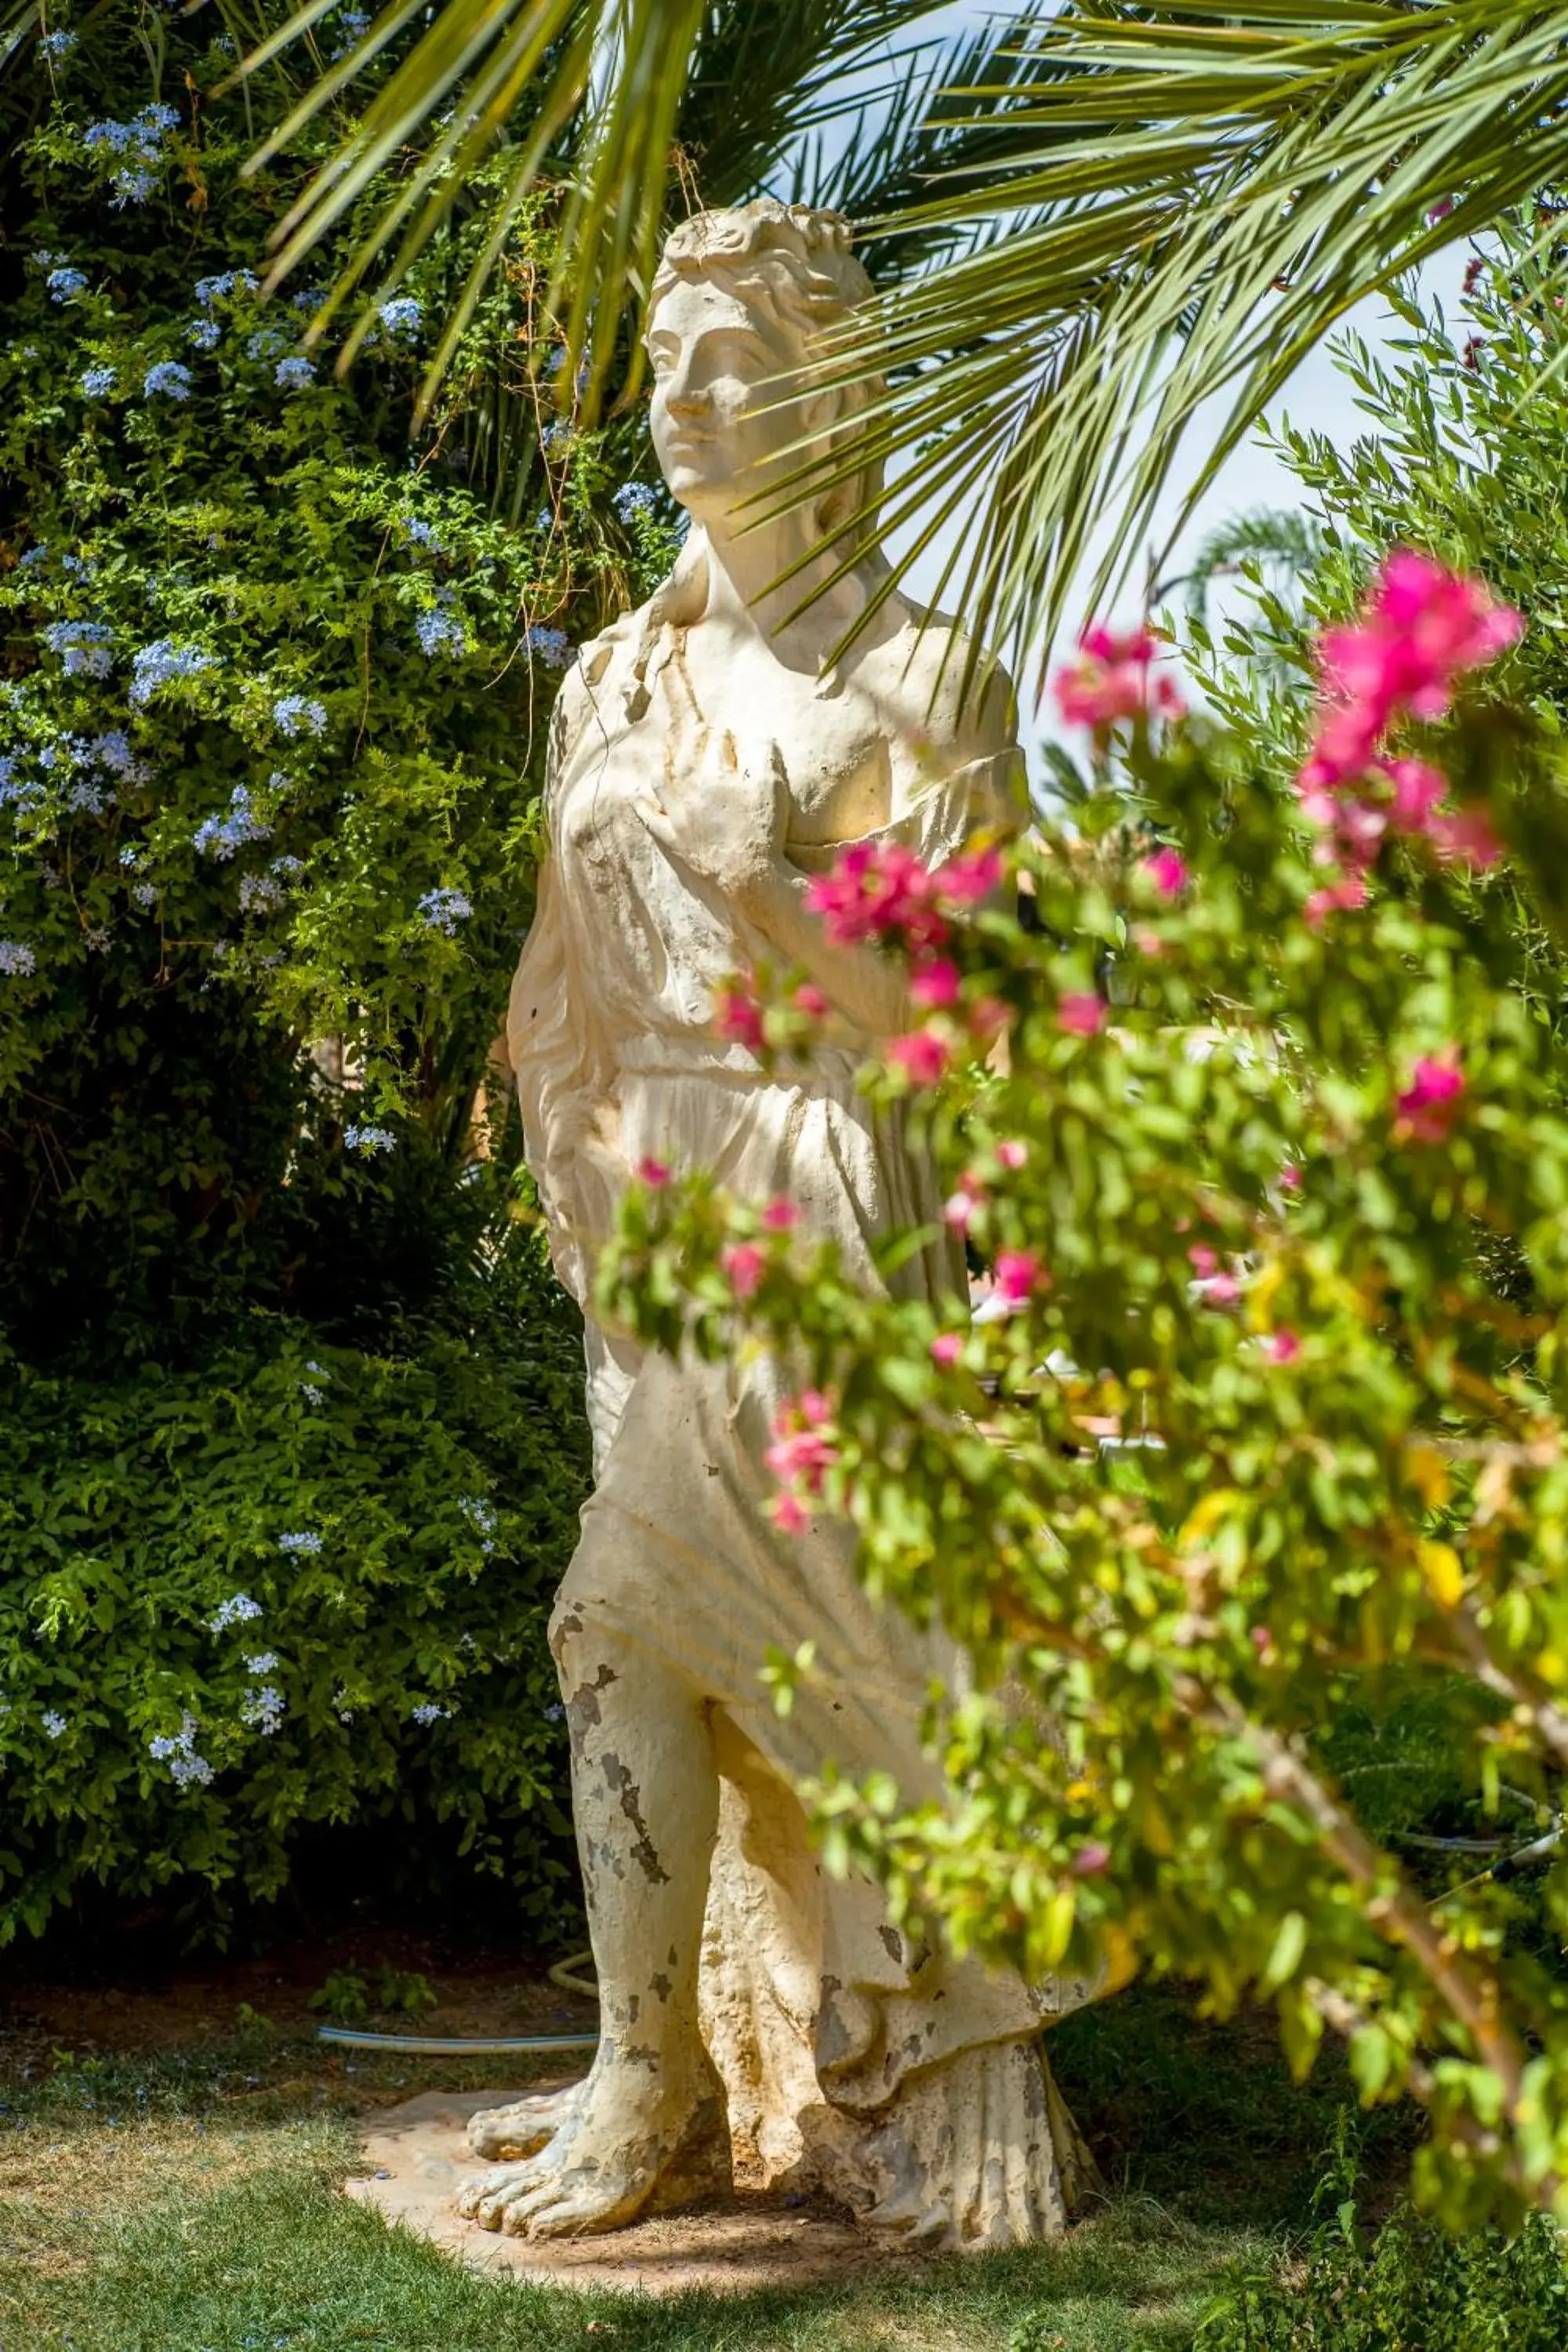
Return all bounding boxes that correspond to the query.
[0,1,671,1941]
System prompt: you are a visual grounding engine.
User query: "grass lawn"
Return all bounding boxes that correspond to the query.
[0,1984,1409,2352]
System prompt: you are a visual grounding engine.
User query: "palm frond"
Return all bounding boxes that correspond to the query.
[238,0,958,422]
[1158,506,1329,626]
[797,0,1568,689]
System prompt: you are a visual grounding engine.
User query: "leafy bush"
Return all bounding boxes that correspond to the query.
[1197,2122,1568,2350]
[602,538,1568,2226]
[0,2,672,1937]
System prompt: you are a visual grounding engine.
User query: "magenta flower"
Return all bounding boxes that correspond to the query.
[887,1026,952,1086]
[935,844,1006,905]
[1058,992,1108,1036]
[715,979,765,1052]
[793,981,829,1018]
[1267,1330,1301,1364]
[1428,808,1504,869]
[769,1492,810,1535]
[1187,1243,1219,1276]
[911,956,961,1010]
[930,1331,964,1367]
[1069,1842,1111,1878]
[720,1240,768,1298]
[1142,847,1189,898]
[1395,1052,1465,1143]
[993,1248,1045,1306]
[636,1156,671,1188]
[1054,623,1186,733]
[805,842,948,953]
[764,1392,838,1496]
[760,1195,800,1232]
[995,1138,1029,1171]
[1304,874,1368,928]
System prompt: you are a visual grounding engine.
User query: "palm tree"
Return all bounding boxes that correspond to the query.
[49,0,1568,677]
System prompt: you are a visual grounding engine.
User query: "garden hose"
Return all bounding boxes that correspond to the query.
[315,1949,600,2056]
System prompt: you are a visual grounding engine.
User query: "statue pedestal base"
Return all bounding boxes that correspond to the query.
[350,2086,936,2296]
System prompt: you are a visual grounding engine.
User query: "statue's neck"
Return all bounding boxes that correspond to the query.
[697,510,867,667]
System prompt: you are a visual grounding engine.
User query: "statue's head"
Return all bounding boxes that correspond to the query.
[645,199,884,550]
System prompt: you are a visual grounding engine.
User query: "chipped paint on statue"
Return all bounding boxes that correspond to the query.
[456,199,1093,2247]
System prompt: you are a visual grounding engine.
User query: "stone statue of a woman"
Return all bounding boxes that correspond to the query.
[458,198,1091,2249]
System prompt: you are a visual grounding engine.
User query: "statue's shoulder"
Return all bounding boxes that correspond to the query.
[546,604,646,769]
[874,597,1018,762]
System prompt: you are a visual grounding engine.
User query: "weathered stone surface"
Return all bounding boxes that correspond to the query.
[467,197,1090,2250]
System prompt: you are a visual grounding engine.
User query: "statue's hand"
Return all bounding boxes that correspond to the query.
[638,736,786,903]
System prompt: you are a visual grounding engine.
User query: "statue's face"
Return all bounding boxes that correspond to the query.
[646,274,804,524]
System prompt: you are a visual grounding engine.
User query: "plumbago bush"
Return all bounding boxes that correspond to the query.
[0,2,676,1938]
[602,561,1568,2226]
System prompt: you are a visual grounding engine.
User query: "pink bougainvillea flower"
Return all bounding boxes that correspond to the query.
[930,1331,964,1367]
[943,1190,978,1232]
[720,1240,768,1298]
[1142,846,1190,898]
[1395,1052,1466,1144]
[715,979,766,1052]
[887,1025,952,1086]
[1069,1842,1111,1878]
[993,1248,1046,1306]
[1385,757,1448,830]
[935,844,1006,905]
[1304,873,1368,928]
[1267,1329,1301,1364]
[1058,992,1109,1036]
[1187,1243,1219,1277]
[760,1196,800,1232]
[1428,808,1504,869]
[792,981,829,1018]
[768,1491,811,1536]
[1054,623,1186,732]
[1306,550,1521,789]
[996,1138,1029,1172]
[1279,1163,1302,1192]
[1250,1624,1276,1657]
[635,1156,671,1188]
[804,842,949,953]
[910,956,961,1010]
[1202,1272,1243,1305]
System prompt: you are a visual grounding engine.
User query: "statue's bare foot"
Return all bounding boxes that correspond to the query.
[466,2082,585,2161]
[456,2058,724,2238]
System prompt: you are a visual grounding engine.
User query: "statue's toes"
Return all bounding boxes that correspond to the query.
[466,2092,572,2160]
[508,2176,640,2240]
[456,2161,546,2229]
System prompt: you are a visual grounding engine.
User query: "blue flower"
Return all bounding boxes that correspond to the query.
[527,623,572,670]
[272,694,327,738]
[143,360,193,401]
[415,606,466,657]
[613,481,657,521]
[418,885,472,935]
[39,28,76,60]
[378,295,421,339]
[68,781,109,816]
[209,1592,263,1631]
[92,729,137,775]
[343,1123,397,1153]
[247,1652,280,1675]
[278,1530,323,1555]
[238,872,285,913]
[541,419,573,456]
[328,4,369,56]
[0,943,37,978]
[411,1702,451,1726]
[401,517,441,549]
[79,364,116,398]
[47,267,88,302]
[18,545,50,568]
[149,1712,213,1788]
[84,120,136,154]
[274,354,314,390]
[241,1684,286,1734]
[61,553,94,579]
[193,783,270,859]
[140,102,181,134]
[112,169,158,207]
[41,1711,67,1740]
[130,637,212,706]
[130,880,158,909]
[194,269,257,307]
[42,619,114,679]
[246,328,286,361]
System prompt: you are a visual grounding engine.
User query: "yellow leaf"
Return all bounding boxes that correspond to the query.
[1417,1538,1465,1609]
[1180,1487,1243,1547]
[1405,1443,1453,1510]
[1100,1923,1139,1997]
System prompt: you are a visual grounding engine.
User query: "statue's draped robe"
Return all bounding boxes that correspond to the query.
[508,599,1091,2242]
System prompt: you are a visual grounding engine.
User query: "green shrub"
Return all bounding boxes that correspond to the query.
[0,1,670,1937]
[1196,2124,1568,2350]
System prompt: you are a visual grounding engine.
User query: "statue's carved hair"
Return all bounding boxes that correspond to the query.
[647,198,885,550]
